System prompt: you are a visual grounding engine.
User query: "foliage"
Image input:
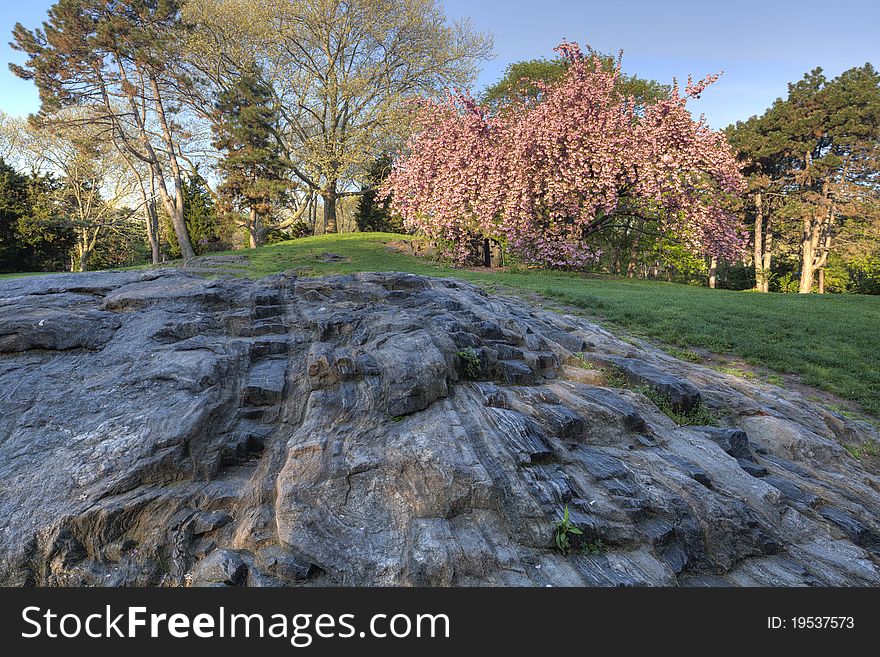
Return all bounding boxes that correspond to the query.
[603,367,629,388]
[11,0,199,259]
[581,539,606,556]
[386,41,746,268]
[482,57,569,108]
[188,0,492,233]
[843,441,880,461]
[0,159,34,272]
[18,173,76,271]
[161,176,223,259]
[89,216,152,270]
[278,221,313,241]
[213,70,291,247]
[482,52,668,113]
[0,159,74,272]
[354,154,404,233]
[633,385,718,426]
[572,352,597,369]
[457,348,482,379]
[665,347,702,363]
[182,175,223,255]
[726,64,880,293]
[553,505,583,555]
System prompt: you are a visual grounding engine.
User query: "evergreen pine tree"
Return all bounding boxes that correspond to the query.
[212,71,290,248]
[182,174,220,254]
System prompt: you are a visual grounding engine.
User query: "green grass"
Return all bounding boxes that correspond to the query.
[665,347,703,363]
[5,232,879,417]
[572,352,598,370]
[239,232,453,278]
[0,271,52,280]
[714,365,758,380]
[631,385,720,427]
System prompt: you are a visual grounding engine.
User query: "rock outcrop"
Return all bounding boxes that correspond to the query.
[1,270,879,587]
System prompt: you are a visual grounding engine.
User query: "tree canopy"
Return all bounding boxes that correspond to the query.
[386,42,745,268]
[727,63,880,293]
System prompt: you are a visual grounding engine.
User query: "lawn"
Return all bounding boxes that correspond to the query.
[0,272,53,280]
[4,232,879,417]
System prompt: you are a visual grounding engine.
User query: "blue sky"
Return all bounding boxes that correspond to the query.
[2,0,878,128]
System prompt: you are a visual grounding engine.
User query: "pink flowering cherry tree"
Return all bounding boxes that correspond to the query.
[384,41,746,268]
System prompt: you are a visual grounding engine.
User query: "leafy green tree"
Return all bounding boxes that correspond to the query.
[482,58,569,108]
[182,174,221,254]
[482,52,669,113]
[11,0,198,259]
[0,159,30,272]
[20,173,75,271]
[89,211,151,270]
[0,160,74,272]
[727,64,880,293]
[213,71,290,248]
[354,154,403,233]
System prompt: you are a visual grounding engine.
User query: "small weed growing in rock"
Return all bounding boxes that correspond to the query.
[845,441,880,460]
[391,415,406,423]
[862,442,879,457]
[553,505,583,555]
[573,352,596,370]
[457,349,481,379]
[715,365,756,380]
[666,347,702,363]
[633,385,718,427]
[581,539,605,556]
[603,366,628,388]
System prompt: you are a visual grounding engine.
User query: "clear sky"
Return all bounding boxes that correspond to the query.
[1,0,878,128]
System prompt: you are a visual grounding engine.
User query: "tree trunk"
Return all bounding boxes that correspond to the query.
[78,248,91,273]
[815,213,834,295]
[753,192,767,292]
[151,171,195,260]
[173,180,195,259]
[119,151,161,265]
[277,192,314,230]
[145,175,160,265]
[148,74,196,260]
[309,195,317,234]
[626,243,639,278]
[248,208,260,249]
[708,257,718,289]
[799,214,819,294]
[761,227,772,293]
[169,195,195,260]
[145,198,160,265]
[75,228,99,272]
[323,183,338,234]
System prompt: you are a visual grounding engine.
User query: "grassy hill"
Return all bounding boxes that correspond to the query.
[4,232,880,419]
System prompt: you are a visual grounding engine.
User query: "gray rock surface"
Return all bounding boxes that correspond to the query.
[1,269,879,586]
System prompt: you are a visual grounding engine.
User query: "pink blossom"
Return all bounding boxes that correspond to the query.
[383,41,746,267]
